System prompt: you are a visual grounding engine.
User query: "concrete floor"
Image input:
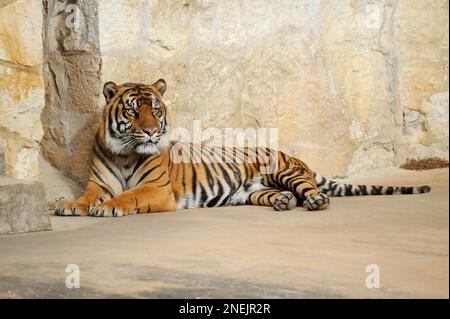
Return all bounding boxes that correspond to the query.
[0,167,448,299]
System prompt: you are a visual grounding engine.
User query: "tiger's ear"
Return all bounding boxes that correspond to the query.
[152,79,167,96]
[103,81,119,103]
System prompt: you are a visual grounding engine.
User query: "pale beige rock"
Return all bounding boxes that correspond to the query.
[0,0,448,184]
[0,144,5,176]
[403,109,427,145]
[0,0,43,66]
[397,91,450,162]
[41,0,102,185]
[37,155,83,209]
[422,92,449,146]
[0,0,44,180]
[14,147,39,180]
[0,65,44,142]
[0,176,50,235]
[98,0,447,177]
[405,143,449,162]
[347,143,395,176]
[98,0,144,53]
[394,0,449,162]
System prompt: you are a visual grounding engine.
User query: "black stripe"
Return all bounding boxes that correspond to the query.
[157,179,171,188]
[94,182,114,198]
[201,161,215,190]
[136,165,161,185]
[401,187,414,194]
[267,192,277,203]
[131,156,146,175]
[329,181,338,195]
[419,185,431,193]
[199,184,209,207]
[216,163,234,192]
[92,148,123,186]
[358,185,369,195]
[143,171,165,184]
[299,187,315,197]
[317,177,327,188]
[207,182,224,207]
[371,186,383,195]
[345,184,353,196]
[290,179,309,193]
[191,164,198,201]
[92,167,108,186]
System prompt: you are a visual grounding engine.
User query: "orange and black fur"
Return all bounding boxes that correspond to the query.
[56,80,431,217]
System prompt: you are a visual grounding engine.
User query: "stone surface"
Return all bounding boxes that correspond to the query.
[37,155,83,209]
[97,0,448,177]
[0,144,5,175]
[41,0,102,185]
[0,177,51,235]
[14,147,39,180]
[0,0,448,183]
[0,0,44,180]
[347,143,396,176]
[422,92,449,146]
[397,91,450,164]
[0,0,43,66]
[0,167,447,297]
[393,0,449,164]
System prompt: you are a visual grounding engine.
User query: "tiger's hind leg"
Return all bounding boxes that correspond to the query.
[248,188,297,211]
[275,168,330,211]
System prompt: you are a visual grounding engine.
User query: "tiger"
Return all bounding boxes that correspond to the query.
[55,79,431,217]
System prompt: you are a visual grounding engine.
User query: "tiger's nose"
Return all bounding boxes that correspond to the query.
[142,128,158,137]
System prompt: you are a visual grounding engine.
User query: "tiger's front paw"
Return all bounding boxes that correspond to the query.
[55,201,89,217]
[303,193,330,211]
[88,201,136,218]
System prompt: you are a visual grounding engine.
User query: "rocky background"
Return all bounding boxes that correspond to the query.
[0,0,448,191]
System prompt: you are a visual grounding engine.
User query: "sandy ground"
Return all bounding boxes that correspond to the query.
[0,167,448,299]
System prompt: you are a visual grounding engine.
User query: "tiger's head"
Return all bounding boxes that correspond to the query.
[100,79,170,156]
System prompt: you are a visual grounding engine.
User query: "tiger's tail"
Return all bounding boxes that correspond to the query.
[314,174,431,197]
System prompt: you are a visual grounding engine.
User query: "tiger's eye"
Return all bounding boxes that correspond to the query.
[152,99,160,114]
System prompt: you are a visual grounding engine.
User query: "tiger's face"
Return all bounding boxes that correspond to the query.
[101,79,170,156]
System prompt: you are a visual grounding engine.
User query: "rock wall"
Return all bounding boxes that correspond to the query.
[98,0,449,177]
[394,0,449,167]
[1,0,449,184]
[41,0,102,184]
[0,0,44,180]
